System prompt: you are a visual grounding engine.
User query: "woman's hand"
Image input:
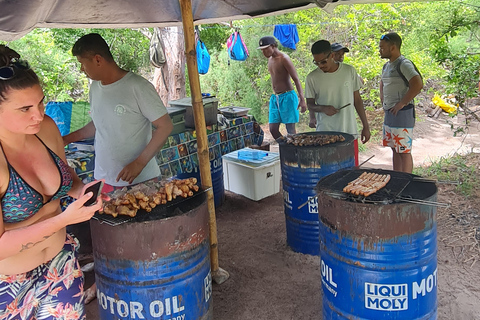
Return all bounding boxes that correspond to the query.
[60,192,103,225]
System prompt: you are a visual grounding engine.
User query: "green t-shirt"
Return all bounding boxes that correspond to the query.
[305,62,361,136]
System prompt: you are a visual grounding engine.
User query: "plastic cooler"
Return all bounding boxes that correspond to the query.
[222,148,280,201]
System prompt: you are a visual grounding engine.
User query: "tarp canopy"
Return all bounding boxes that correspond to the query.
[0,0,434,41]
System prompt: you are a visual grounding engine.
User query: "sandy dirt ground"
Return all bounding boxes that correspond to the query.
[85,105,480,319]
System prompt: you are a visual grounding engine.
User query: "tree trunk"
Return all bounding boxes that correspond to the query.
[153,27,186,106]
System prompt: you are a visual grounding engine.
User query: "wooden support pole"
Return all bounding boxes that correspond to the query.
[178,0,229,285]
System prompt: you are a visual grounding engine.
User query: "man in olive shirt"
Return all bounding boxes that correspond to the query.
[379,32,423,173]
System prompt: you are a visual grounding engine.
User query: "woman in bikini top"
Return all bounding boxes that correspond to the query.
[0,45,103,319]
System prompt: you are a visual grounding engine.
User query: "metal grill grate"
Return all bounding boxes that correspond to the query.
[315,168,449,207]
[316,168,413,203]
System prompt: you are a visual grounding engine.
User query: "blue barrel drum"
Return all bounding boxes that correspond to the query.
[177,149,224,208]
[278,131,355,255]
[90,192,212,320]
[317,169,438,319]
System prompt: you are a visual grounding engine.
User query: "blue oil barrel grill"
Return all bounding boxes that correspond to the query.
[90,191,212,320]
[316,169,438,319]
[278,132,355,255]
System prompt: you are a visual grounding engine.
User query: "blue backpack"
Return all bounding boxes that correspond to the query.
[196,40,210,74]
[227,31,249,61]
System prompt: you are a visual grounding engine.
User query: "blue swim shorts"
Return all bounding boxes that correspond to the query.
[269,90,299,124]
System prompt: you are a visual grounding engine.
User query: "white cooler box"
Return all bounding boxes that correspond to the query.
[223,149,280,201]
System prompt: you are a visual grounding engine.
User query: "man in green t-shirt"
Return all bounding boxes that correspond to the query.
[306,40,370,166]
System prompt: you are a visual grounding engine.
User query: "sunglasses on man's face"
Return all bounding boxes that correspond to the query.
[0,59,30,80]
[313,52,332,66]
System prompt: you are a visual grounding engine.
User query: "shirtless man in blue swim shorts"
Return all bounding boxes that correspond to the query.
[258,36,307,140]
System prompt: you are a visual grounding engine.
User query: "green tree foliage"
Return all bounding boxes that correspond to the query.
[8,29,84,101]
[427,0,480,102]
[198,25,231,53]
[7,28,151,101]
[49,28,151,74]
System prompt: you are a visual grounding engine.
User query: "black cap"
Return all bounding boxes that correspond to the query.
[257,36,277,49]
[331,42,350,53]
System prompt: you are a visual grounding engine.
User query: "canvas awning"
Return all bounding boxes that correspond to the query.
[1,0,434,41]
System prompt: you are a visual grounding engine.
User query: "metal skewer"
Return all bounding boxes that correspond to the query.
[357,155,375,168]
[395,196,450,208]
[298,155,375,210]
[412,177,460,185]
[297,196,318,210]
[337,103,351,110]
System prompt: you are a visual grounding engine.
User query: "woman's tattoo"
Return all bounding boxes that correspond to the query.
[20,233,55,252]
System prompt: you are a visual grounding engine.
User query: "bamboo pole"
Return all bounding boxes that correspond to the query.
[179,0,229,284]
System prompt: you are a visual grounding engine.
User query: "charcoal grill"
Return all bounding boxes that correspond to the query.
[316,168,449,207]
[91,188,209,226]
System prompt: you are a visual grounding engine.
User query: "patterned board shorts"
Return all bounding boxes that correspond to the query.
[383,124,413,154]
[0,234,85,320]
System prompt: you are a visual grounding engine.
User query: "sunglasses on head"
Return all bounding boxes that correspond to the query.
[313,52,332,66]
[0,58,30,80]
[380,34,391,41]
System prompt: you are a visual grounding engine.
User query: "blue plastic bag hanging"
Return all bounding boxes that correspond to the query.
[196,40,210,74]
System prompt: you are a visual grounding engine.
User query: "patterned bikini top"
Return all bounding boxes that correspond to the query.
[1,136,73,223]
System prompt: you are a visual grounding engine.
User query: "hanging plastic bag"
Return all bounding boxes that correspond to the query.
[227,31,249,61]
[150,27,166,68]
[196,40,210,74]
[45,101,73,136]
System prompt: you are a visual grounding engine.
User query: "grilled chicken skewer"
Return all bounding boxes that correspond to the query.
[99,178,200,218]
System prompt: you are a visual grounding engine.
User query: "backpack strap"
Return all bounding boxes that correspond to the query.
[396,56,423,88]
[228,32,238,58]
[395,56,410,87]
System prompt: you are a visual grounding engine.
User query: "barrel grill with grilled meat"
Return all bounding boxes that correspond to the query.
[317,169,438,319]
[91,191,212,320]
[278,131,355,255]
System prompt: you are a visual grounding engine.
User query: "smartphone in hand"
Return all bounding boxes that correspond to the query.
[81,179,105,207]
